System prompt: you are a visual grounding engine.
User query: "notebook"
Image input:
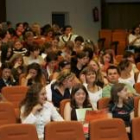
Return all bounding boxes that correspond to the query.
[76,108,92,122]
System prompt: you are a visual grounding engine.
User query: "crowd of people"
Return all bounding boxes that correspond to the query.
[0,21,140,140]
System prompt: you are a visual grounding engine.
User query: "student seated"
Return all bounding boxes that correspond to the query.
[20,83,63,140]
[102,65,136,98]
[109,83,134,139]
[64,83,92,121]
[0,62,17,92]
[46,69,75,109]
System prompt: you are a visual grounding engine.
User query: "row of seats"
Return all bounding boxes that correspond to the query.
[99,29,129,55]
[0,85,140,122]
[0,86,140,140]
[1,86,28,120]
[0,118,140,140]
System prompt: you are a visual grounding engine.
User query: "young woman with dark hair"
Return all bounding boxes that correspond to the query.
[20,62,46,86]
[64,83,92,121]
[9,54,25,84]
[99,50,114,73]
[109,83,134,139]
[118,59,135,87]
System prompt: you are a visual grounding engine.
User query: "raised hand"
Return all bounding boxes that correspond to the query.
[14,62,21,68]
[26,73,32,80]
[32,104,43,115]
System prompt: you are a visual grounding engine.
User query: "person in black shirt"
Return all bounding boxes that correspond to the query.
[0,62,17,92]
[46,69,76,109]
[109,83,134,139]
[71,51,89,78]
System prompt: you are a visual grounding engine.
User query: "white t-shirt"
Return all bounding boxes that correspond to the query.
[119,74,135,87]
[20,101,63,139]
[45,80,56,101]
[59,33,77,47]
[128,34,140,47]
[84,83,102,109]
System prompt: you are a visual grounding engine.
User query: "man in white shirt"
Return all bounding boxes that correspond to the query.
[59,25,77,47]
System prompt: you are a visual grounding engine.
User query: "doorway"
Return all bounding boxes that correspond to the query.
[52,12,69,28]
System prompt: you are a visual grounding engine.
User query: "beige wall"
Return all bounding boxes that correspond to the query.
[6,0,101,43]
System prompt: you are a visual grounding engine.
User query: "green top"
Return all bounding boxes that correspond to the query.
[102,83,136,98]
